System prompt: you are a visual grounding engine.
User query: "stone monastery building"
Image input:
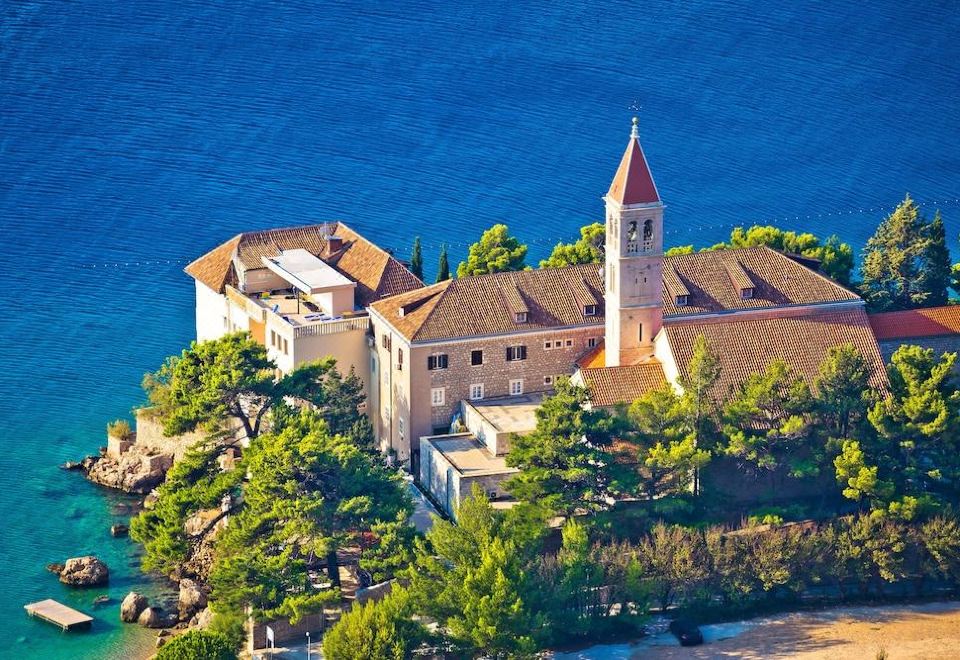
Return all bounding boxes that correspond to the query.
[185,119,960,516]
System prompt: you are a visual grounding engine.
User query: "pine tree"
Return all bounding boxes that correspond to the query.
[409,236,423,281]
[505,378,617,517]
[436,243,451,282]
[860,195,952,311]
[540,222,604,268]
[457,223,527,277]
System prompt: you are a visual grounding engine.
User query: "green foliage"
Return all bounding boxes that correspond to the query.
[665,225,854,284]
[637,523,709,611]
[322,586,425,660]
[840,344,960,516]
[505,378,619,516]
[155,630,237,660]
[129,442,243,574]
[457,223,528,277]
[859,195,952,311]
[209,409,411,621]
[360,513,418,584]
[723,360,816,478]
[540,222,605,268]
[107,418,133,440]
[409,236,423,280]
[436,243,451,282]
[814,344,874,441]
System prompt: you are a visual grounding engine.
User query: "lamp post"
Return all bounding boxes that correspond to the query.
[306,631,311,660]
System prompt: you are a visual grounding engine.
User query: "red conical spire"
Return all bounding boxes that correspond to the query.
[607,117,660,205]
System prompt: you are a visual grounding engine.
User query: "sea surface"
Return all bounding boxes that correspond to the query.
[1,1,959,657]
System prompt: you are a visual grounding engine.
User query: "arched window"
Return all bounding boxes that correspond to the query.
[643,218,653,240]
[627,221,638,241]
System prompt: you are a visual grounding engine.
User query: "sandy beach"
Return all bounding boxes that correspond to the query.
[555,601,960,660]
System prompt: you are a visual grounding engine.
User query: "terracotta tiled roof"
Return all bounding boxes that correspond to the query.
[371,263,605,342]
[869,306,960,341]
[580,362,667,407]
[607,136,660,205]
[662,246,859,317]
[185,235,241,293]
[577,343,606,369]
[665,307,887,397]
[184,222,422,307]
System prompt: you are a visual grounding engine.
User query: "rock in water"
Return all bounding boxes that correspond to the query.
[93,595,111,606]
[45,563,64,575]
[178,578,208,620]
[138,606,165,628]
[110,523,129,537]
[59,556,109,586]
[121,591,149,623]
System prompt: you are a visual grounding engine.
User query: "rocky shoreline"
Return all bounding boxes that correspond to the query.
[59,412,217,650]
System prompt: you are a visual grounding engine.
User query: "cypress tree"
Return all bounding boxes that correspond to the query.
[436,243,451,282]
[410,236,423,281]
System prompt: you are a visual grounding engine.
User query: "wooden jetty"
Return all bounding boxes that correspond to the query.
[24,599,93,631]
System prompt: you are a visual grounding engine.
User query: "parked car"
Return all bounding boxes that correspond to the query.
[669,618,704,646]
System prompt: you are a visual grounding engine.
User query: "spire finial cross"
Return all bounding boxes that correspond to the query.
[630,115,639,139]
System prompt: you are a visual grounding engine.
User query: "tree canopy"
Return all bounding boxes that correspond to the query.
[505,378,619,517]
[155,630,237,660]
[859,195,951,311]
[436,243,451,282]
[457,223,528,277]
[665,225,854,285]
[540,222,604,268]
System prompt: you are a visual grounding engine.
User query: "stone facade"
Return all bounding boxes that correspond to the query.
[878,335,960,366]
[370,316,604,469]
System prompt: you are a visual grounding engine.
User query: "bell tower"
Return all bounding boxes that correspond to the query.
[604,117,664,367]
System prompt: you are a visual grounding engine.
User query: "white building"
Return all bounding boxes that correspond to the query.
[184,222,422,394]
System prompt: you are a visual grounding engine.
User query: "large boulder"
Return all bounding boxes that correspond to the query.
[177,579,208,620]
[58,556,109,587]
[191,606,215,630]
[138,606,167,628]
[120,592,149,623]
[85,449,173,494]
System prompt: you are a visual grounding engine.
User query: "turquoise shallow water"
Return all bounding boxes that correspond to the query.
[1,1,959,657]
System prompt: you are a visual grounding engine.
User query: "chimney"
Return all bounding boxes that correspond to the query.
[324,234,344,256]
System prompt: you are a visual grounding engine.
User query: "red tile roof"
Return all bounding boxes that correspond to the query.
[579,362,667,407]
[577,343,606,369]
[607,135,660,206]
[869,306,960,341]
[184,222,422,307]
[662,246,859,316]
[665,307,887,397]
[370,263,605,342]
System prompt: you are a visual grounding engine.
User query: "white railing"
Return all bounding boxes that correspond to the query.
[293,315,370,338]
[225,285,267,322]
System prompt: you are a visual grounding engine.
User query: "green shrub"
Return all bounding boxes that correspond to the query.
[156,630,237,660]
[322,586,425,660]
[106,418,133,440]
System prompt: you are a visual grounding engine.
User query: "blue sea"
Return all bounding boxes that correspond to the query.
[1,1,959,657]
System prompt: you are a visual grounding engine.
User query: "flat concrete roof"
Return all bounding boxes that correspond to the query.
[466,392,544,435]
[262,248,354,294]
[427,435,519,477]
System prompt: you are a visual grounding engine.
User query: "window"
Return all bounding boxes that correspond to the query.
[427,354,448,370]
[565,339,573,347]
[381,334,391,350]
[223,316,229,330]
[470,383,485,400]
[506,345,527,361]
[544,375,554,385]
[676,294,689,306]
[544,340,552,350]
[627,220,638,241]
[431,387,445,406]
[398,418,404,441]
[471,350,483,366]
[270,330,276,347]
[741,287,755,300]
[509,379,523,396]
[397,348,403,370]
[587,337,598,348]
[584,304,598,317]
[638,324,643,343]
[643,218,653,240]
[283,338,289,354]
[514,312,528,324]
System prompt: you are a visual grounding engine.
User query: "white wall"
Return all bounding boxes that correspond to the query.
[195,281,230,341]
